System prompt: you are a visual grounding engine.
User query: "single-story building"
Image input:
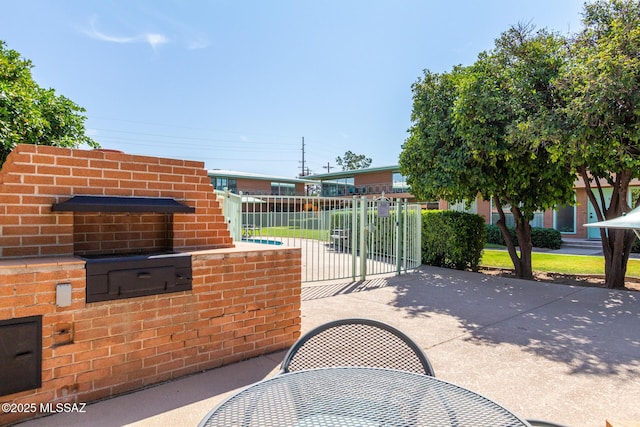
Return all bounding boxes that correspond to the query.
[208,169,315,196]
[304,165,441,209]
[304,166,640,239]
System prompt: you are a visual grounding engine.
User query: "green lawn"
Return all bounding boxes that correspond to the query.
[481,249,640,278]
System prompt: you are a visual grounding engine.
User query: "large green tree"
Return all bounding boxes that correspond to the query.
[400,25,575,280]
[558,0,640,288]
[336,151,372,170]
[0,40,97,165]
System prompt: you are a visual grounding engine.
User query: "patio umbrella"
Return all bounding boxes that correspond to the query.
[584,205,640,238]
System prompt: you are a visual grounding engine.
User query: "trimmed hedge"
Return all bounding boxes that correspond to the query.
[422,210,486,271]
[485,224,562,249]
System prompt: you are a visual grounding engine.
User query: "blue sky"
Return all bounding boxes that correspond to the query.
[1,1,584,177]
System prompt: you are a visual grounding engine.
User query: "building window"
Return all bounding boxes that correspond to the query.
[449,200,477,214]
[211,177,237,193]
[392,173,409,193]
[554,204,576,233]
[491,200,543,228]
[321,177,355,196]
[271,182,296,196]
[211,177,226,190]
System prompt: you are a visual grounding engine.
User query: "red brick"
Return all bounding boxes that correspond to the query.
[56,176,89,187]
[93,354,126,370]
[31,153,56,164]
[54,361,91,377]
[127,366,157,382]
[38,165,71,176]
[56,156,89,167]
[89,159,120,170]
[69,352,106,368]
[76,367,111,384]
[144,352,172,368]
[112,341,144,356]
[24,174,55,185]
[42,354,73,370]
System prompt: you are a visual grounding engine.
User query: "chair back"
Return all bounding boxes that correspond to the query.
[280,318,435,376]
[526,420,569,427]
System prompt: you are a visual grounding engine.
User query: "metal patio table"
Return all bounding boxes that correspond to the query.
[198,367,531,427]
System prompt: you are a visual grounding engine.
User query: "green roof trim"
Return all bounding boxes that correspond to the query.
[208,169,316,184]
[306,165,400,181]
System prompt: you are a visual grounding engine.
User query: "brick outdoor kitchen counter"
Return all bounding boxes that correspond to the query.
[0,145,302,425]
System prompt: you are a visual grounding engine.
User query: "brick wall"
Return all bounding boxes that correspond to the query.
[0,144,302,424]
[354,170,392,187]
[0,144,233,258]
[234,178,307,196]
[0,246,301,425]
[236,178,271,195]
[73,212,170,256]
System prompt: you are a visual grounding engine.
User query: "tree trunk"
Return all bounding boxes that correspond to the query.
[580,167,635,289]
[512,205,533,281]
[603,228,634,289]
[494,199,534,280]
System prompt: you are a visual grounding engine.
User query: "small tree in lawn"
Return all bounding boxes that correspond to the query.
[0,40,97,166]
[400,25,575,280]
[558,0,640,288]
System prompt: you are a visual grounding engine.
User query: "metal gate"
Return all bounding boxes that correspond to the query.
[236,195,422,282]
[214,190,243,241]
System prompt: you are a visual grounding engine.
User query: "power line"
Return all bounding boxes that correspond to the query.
[95,137,295,154]
[92,128,299,147]
[89,116,301,140]
[88,116,363,175]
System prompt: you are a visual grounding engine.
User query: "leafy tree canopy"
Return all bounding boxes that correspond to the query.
[556,0,640,288]
[335,150,372,170]
[400,24,575,279]
[560,0,640,187]
[401,0,640,288]
[0,40,98,165]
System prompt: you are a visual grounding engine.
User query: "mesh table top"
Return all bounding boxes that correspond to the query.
[199,367,530,427]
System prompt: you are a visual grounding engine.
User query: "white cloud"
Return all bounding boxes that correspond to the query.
[83,16,169,50]
[144,33,170,50]
[186,34,211,51]
[136,8,211,51]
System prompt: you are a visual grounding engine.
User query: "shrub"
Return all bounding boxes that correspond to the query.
[532,227,562,249]
[485,224,562,249]
[485,224,512,246]
[422,210,486,271]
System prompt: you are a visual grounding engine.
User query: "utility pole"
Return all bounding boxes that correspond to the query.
[299,137,306,177]
[323,162,332,173]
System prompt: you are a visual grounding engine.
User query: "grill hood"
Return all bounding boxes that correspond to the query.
[51,195,195,213]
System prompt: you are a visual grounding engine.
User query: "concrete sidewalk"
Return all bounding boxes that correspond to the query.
[17,266,640,427]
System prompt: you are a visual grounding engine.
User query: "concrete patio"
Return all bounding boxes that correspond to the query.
[15,266,640,427]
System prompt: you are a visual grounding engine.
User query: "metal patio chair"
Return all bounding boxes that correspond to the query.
[526,420,570,427]
[279,318,435,376]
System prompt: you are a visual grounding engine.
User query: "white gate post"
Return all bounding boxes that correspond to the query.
[396,198,402,275]
[359,196,367,281]
[351,196,358,282]
[403,198,410,273]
